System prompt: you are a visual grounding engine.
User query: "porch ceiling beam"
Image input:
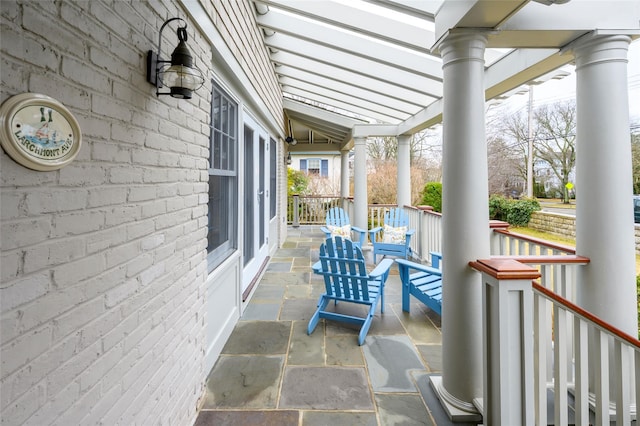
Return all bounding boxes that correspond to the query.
[282,83,405,124]
[287,115,349,141]
[502,1,640,33]
[287,144,345,154]
[256,14,442,82]
[271,51,434,108]
[264,33,443,97]
[434,0,528,43]
[277,67,420,117]
[283,98,365,129]
[484,48,574,100]
[255,0,437,56]
[361,0,441,20]
[397,47,573,135]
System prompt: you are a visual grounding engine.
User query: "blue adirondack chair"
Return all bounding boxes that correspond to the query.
[368,207,415,263]
[320,207,366,248]
[396,252,443,316]
[309,236,394,345]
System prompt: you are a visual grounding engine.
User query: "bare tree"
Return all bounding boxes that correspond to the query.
[486,134,524,196]
[534,101,577,203]
[630,118,640,193]
[364,134,443,205]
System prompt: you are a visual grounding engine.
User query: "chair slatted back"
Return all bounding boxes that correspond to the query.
[385,207,409,228]
[326,207,350,228]
[318,236,371,302]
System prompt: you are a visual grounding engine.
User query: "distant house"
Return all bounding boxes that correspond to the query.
[289,153,343,194]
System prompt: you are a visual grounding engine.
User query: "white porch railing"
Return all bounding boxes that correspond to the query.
[288,196,639,423]
[472,257,639,425]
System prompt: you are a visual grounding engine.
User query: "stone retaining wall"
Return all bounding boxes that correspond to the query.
[529,211,640,255]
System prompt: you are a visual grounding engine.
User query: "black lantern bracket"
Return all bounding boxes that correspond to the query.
[146,17,205,99]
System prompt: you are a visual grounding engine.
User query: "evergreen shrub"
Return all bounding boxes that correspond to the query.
[489,195,540,227]
[420,182,442,213]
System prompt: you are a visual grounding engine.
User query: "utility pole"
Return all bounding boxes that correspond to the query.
[526,85,534,198]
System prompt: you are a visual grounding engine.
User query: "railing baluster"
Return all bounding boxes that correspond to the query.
[553,305,568,426]
[614,340,631,425]
[573,316,589,425]
[595,330,611,424]
[534,293,548,423]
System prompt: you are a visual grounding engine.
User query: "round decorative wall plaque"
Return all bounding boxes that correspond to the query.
[0,93,82,171]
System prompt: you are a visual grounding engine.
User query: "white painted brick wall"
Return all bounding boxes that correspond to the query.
[0,1,210,425]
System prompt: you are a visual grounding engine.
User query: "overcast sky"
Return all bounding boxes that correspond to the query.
[503,39,640,121]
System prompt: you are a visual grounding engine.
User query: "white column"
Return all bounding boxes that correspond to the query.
[574,35,637,336]
[397,134,411,207]
[434,32,489,421]
[340,150,350,200]
[353,137,368,232]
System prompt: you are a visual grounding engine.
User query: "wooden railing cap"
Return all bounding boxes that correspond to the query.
[470,258,541,280]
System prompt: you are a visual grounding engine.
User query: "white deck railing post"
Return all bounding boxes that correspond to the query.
[489,220,509,255]
[292,194,300,228]
[471,258,540,425]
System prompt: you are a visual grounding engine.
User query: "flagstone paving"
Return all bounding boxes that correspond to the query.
[195,226,464,426]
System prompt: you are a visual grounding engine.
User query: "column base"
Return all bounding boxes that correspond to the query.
[430,376,483,423]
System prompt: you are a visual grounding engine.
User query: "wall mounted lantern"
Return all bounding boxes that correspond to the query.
[286,152,292,165]
[146,17,205,99]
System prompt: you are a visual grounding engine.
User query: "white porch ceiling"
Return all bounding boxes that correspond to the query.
[251,0,640,149]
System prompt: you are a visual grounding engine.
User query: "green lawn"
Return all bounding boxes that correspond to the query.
[512,226,640,274]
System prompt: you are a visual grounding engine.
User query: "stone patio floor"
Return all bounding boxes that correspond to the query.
[194,226,472,426]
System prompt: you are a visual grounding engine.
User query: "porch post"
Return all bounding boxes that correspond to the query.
[340,150,350,200]
[472,258,539,425]
[573,35,637,407]
[353,137,368,234]
[397,134,411,208]
[433,31,489,421]
[573,34,637,337]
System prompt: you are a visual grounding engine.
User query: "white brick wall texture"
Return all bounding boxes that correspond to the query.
[0,1,211,424]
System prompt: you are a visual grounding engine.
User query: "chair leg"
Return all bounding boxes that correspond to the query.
[398,265,411,313]
[358,312,375,346]
[308,296,330,335]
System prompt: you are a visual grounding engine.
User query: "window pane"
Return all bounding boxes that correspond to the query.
[270,138,276,218]
[208,82,238,272]
[222,98,229,134]
[213,91,221,130]
[213,132,221,169]
[228,104,236,137]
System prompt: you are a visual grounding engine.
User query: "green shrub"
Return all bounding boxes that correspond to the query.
[489,195,509,221]
[489,195,540,227]
[420,182,442,213]
[506,198,541,226]
[287,168,308,196]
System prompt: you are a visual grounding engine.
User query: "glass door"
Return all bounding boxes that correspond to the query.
[242,114,269,292]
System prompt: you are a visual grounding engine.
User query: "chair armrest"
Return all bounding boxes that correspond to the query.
[320,226,330,235]
[369,258,394,279]
[368,226,383,242]
[405,229,415,236]
[430,252,442,269]
[395,259,441,276]
[351,226,366,234]
[312,261,322,273]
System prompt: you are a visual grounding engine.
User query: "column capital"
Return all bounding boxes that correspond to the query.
[569,33,631,71]
[436,30,489,67]
[353,136,366,146]
[397,134,411,145]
